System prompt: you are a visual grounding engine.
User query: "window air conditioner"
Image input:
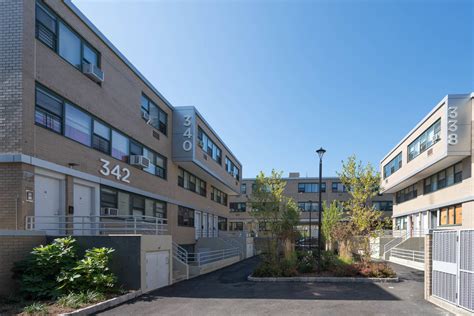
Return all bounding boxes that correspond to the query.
[142,111,150,121]
[198,140,204,148]
[101,207,118,216]
[434,134,441,142]
[82,63,104,83]
[130,155,151,168]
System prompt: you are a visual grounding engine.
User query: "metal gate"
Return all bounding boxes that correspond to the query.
[432,229,474,312]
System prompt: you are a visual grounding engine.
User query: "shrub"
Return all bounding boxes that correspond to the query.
[280,255,298,277]
[253,261,282,277]
[57,291,106,309]
[296,251,316,274]
[358,262,396,278]
[23,302,47,315]
[13,237,77,299]
[58,247,116,293]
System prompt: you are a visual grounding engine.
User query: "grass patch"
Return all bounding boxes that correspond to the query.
[57,291,106,309]
[23,302,47,315]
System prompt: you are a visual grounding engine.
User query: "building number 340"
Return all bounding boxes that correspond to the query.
[183,115,193,152]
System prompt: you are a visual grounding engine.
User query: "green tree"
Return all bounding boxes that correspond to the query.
[321,200,343,252]
[250,170,300,261]
[338,155,385,264]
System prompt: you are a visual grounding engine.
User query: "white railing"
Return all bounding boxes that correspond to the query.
[25,215,168,235]
[390,248,425,263]
[383,231,408,256]
[188,247,241,266]
[172,241,189,264]
[219,230,253,238]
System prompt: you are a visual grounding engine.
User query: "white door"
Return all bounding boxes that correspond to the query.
[35,175,63,234]
[202,213,208,237]
[194,211,201,240]
[73,184,93,235]
[246,243,253,258]
[208,214,213,237]
[213,215,218,237]
[145,251,170,291]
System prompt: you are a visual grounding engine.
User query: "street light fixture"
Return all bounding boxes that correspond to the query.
[316,147,326,268]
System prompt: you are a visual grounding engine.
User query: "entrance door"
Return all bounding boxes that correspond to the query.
[213,215,218,237]
[35,175,63,234]
[73,184,93,235]
[145,251,170,291]
[208,214,213,237]
[194,211,201,240]
[202,213,208,237]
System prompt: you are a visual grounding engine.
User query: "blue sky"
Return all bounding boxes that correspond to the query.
[74,0,473,178]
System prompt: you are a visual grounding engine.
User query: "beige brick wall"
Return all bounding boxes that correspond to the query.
[424,233,432,300]
[0,233,46,296]
[0,163,34,230]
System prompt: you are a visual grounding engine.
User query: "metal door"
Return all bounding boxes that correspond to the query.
[202,213,208,237]
[145,251,170,291]
[73,184,93,235]
[213,215,218,237]
[195,211,201,240]
[35,175,63,234]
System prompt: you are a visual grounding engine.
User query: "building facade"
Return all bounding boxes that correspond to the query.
[228,173,393,236]
[380,94,474,236]
[0,0,242,248]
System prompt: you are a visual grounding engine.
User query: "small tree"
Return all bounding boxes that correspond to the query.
[338,155,385,264]
[250,170,300,261]
[321,200,343,252]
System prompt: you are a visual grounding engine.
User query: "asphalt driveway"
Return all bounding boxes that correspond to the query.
[97,257,450,316]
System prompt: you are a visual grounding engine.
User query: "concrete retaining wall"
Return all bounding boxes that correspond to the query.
[189,255,240,276]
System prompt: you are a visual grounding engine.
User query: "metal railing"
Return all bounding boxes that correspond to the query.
[390,247,425,263]
[188,247,241,266]
[172,241,189,264]
[25,215,168,235]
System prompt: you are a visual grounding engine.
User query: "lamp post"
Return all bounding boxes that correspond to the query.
[308,199,312,250]
[316,147,326,267]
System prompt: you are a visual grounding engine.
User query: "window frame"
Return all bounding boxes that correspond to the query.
[407,119,441,162]
[383,152,402,179]
[140,94,168,136]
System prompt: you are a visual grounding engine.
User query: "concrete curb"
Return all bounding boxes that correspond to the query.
[58,290,142,316]
[248,275,399,283]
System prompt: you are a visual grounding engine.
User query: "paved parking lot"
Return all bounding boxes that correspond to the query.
[98,257,450,316]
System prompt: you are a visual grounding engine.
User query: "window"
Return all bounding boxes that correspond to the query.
[130,140,143,156]
[240,183,247,194]
[178,206,194,227]
[218,217,227,231]
[373,201,393,212]
[298,183,326,193]
[100,187,117,209]
[383,152,402,179]
[225,157,240,180]
[35,1,57,50]
[111,131,129,162]
[131,195,145,216]
[141,94,168,135]
[395,217,407,230]
[229,222,244,231]
[58,22,81,68]
[211,186,228,206]
[178,168,206,197]
[35,1,101,81]
[408,119,441,161]
[396,184,417,204]
[92,120,110,154]
[439,204,462,226]
[35,86,63,133]
[64,104,91,146]
[198,127,221,164]
[424,162,463,194]
[100,186,166,218]
[230,202,246,212]
[331,182,346,193]
[298,202,319,212]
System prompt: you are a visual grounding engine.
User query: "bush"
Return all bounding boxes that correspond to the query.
[253,261,282,277]
[358,262,396,278]
[58,247,116,293]
[23,302,47,315]
[57,291,106,309]
[296,251,316,274]
[13,237,116,300]
[13,237,77,299]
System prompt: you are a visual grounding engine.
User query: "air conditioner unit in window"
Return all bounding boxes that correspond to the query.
[82,63,104,83]
[130,155,150,169]
[101,207,118,216]
[434,134,441,142]
[198,140,204,148]
[142,111,150,121]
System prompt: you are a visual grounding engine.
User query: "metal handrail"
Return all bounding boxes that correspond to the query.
[188,247,240,266]
[25,215,168,235]
[390,248,425,263]
[172,241,189,264]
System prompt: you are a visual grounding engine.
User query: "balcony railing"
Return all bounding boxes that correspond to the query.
[188,247,241,266]
[25,215,168,236]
